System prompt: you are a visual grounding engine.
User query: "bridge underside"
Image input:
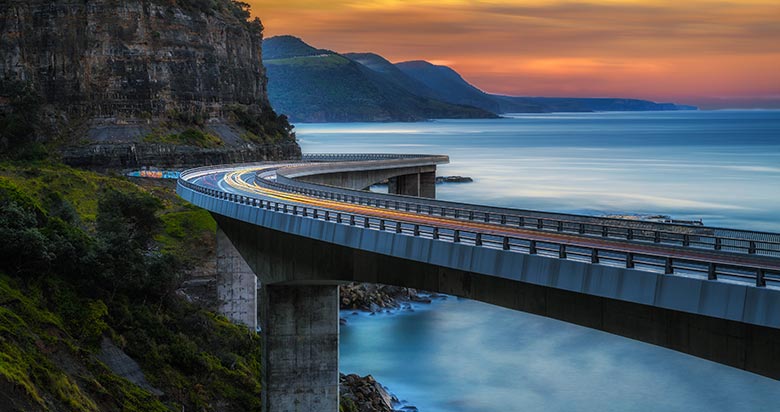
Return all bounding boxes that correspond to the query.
[174,151,780,412]
[216,214,780,386]
[297,165,436,196]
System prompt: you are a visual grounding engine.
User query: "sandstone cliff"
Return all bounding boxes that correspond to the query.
[0,0,300,166]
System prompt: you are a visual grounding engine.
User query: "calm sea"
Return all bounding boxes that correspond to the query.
[296,110,780,412]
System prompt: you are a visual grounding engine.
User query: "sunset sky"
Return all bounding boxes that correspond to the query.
[249,0,780,109]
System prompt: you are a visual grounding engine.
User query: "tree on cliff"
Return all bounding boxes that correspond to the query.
[0,80,45,159]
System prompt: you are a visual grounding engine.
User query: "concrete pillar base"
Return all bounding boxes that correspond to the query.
[216,225,258,330]
[388,172,436,198]
[387,176,399,195]
[397,173,421,196]
[261,284,340,412]
[420,171,435,199]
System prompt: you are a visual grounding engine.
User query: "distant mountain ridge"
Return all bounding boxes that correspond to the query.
[263,34,335,60]
[395,60,696,114]
[395,60,509,113]
[262,36,497,122]
[343,53,443,102]
[264,36,696,122]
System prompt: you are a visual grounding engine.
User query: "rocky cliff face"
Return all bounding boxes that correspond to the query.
[0,0,300,166]
[62,141,301,169]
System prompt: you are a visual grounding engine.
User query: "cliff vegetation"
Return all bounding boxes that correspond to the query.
[0,160,261,411]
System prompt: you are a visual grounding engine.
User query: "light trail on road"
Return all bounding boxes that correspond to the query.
[218,167,780,273]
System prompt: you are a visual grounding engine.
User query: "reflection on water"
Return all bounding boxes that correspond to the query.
[297,111,780,411]
[340,299,780,412]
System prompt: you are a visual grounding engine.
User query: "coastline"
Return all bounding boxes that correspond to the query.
[305,111,780,411]
[339,285,450,412]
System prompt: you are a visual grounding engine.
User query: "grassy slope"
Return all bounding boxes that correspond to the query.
[0,162,261,412]
[0,274,168,412]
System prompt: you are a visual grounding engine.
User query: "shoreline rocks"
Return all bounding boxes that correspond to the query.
[339,284,451,412]
[339,283,430,313]
[339,284,439,412]
[341,373,418,412]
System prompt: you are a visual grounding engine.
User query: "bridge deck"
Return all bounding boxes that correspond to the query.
[180,154,780,287]
[176,153,780,387]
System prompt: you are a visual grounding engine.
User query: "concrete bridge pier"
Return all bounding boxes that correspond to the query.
[216,226,257,330]
[261,284,340,412]
[216,219,341,411]
[388,171,436,198]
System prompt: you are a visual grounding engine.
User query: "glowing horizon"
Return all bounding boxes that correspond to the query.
[249,0,780,109]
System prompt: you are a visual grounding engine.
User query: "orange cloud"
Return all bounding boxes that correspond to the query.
[249,0,780,108]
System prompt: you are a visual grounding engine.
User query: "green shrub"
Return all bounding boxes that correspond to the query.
[1,163,262,410]
[0,80,41,156]
[79,300,109,346]
[0,179,52,275]
[340,397,359,412]
[227,103,295,144]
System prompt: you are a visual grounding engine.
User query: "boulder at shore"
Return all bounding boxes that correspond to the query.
[340,373,397,412]
[340,283,430,312]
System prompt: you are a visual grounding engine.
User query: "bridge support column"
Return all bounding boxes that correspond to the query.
[388,172,436,198]
[388,174,419,196]
[216,226,257,330]
[420,171,436,199]
[261,284,339,412]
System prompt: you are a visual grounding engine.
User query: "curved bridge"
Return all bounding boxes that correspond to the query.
[177,154,780,411]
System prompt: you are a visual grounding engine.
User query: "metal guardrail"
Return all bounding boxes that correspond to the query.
[303,153,435,161]
[269,172,780,258]
[183,155,779,256]
[178,172,780,288]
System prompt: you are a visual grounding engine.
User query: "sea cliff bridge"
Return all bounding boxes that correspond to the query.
[177,153,780,411]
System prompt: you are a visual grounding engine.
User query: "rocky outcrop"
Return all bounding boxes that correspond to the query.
[435,175,473,183]
[97,338,162,396]
[62,140,301,169]
[2,0,268,121]
[340,283,430,312]
[340,373,397,412]
[1,0,299,166]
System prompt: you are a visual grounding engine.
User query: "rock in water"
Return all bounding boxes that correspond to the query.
[435,175,474,183]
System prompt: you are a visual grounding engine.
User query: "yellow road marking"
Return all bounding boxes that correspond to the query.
[215,169,779,270]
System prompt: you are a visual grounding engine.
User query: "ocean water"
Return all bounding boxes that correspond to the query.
[295,110,780,411]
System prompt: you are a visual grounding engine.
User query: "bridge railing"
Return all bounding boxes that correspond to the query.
[266,173,780,258]
[178,154,779,258]
[177,177,780,288]
[282,154,449,180]
[303,153,436,162]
